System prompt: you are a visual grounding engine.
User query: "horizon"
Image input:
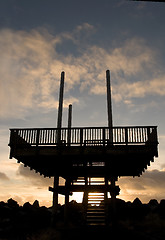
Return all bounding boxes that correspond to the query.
[0,0,165,207]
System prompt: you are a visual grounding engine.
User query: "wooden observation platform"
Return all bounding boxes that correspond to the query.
[9,70,158,225]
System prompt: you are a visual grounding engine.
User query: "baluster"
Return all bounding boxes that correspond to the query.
[36,129,40,147]
[71,128,73,144]
[80,128,83,146]
[125,127,128,145]
[139,128,142,143]
[103,128,105,147]
[137,127,139,143]
[28,130,31,144]
[139,128,141,143]
[23,130,25,141]
[133,128,135,143]
[144,127,147,142]
[49,129,52,144]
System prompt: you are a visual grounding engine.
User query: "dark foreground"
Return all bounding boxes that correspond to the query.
[1,198,165,240]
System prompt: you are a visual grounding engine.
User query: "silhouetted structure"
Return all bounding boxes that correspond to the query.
[9,70,158,225]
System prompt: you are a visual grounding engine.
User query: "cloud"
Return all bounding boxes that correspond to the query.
[119,169,165,202]
[0,25,164,119]
[0,172,10,181]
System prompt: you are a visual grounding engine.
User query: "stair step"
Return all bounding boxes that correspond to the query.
[87,219,105,222]
[87,223,106,226]
[87,211,105,215]
[87,215,105,218]
[87,219,105,223]
[87,206,105,212]
[88,196,104,199]
[86,191,106,226]
[88,204,105,207]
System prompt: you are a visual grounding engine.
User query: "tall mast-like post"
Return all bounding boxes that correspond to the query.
[106,70,113,144]
[67,104,72,146]
[57,71,65,143]
[106,70,117,226]
[53,71,65,211]
[68,104,72,129]
[106,70,113,129]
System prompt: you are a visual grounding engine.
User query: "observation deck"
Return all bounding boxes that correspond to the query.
[9,125,158,179]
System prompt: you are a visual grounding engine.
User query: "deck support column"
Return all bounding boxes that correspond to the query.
[109,176,120,226]
[83,176,88,221]
[53,176,59,212]
[104,176,108,202]
[64,178,71,225]
[104,176,108,225]
[83,177,88,205]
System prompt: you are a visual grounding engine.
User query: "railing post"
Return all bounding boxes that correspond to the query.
[125,127,128,145]
[147,127,150,142]
[80,128,83,146]
[103,128,105,147]
[67,104,72,146]
[36,129,40,147]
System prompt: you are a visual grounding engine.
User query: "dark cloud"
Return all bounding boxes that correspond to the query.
[143,169,165,188]
[0,172,10,181]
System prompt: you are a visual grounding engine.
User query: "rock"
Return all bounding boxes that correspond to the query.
[33,200,40,208]
[7,198,19,208]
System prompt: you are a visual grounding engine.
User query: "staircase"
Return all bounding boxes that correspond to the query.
[72,177,107,225]
[86,192,106,226]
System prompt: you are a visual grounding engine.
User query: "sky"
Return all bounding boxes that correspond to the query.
[0,0,165,207]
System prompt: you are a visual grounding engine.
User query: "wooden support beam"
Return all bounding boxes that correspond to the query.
[64,178,71,225]
[106,70,113,143]
[50,184,115,193]
[53,176,59,211]
[67,104,72,146]
[57,71,65,143]
[53,72,64,210]
[106,70,113,129]
[49,186,72,196]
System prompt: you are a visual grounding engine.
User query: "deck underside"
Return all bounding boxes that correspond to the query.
[10,144,157,178]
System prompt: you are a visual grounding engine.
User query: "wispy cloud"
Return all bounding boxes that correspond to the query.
[0,24,164,119]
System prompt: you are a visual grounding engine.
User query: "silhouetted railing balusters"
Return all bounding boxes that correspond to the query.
[9,126,158,147]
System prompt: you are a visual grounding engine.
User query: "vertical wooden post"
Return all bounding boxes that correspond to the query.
[83,176,88,223]
[125,127,128,145]
[106,70,113,144]
[36,129,40,147]
[106,70,113,129]
[80,128,83,146]
[110,176,117,226]
[64,178,70,225]
[57,71,65,143]
[103,128,105,147]
[67,104,72,146]
[53,176,59,211]
[104,177,108,202]
[104,176,108,225]
[53,72,64,209]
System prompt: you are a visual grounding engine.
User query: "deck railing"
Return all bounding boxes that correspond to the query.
[9,126,158,147]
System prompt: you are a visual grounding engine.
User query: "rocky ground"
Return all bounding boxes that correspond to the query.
[1,198,165,240]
